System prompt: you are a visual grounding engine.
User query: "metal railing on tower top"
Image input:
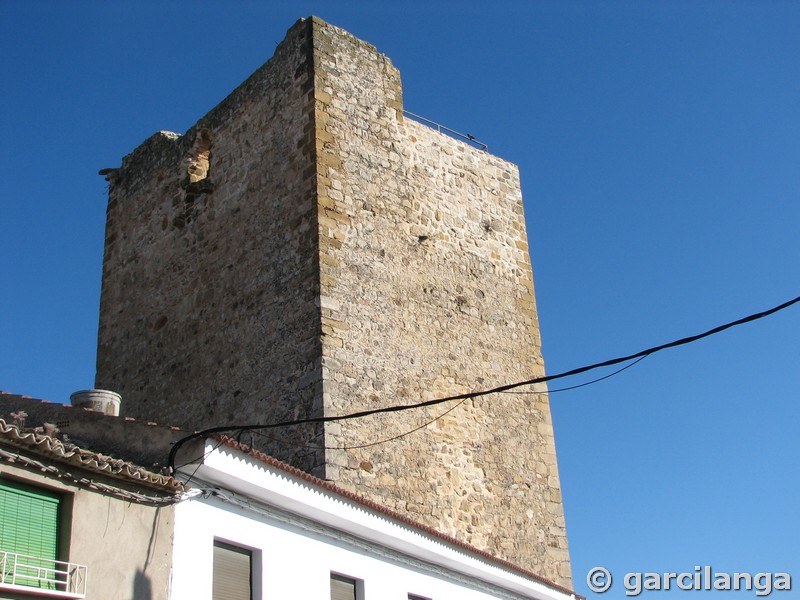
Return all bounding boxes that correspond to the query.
[403,110,489,151]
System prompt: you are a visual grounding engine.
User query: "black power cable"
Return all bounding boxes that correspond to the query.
[175,354,648,476]
[168,293,800,474]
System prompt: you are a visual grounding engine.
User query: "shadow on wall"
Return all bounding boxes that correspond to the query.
[133,570,152,600]
[132,506,166,599]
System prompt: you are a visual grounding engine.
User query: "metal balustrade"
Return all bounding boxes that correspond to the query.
[403,110,489,151]
[0,551,87,598]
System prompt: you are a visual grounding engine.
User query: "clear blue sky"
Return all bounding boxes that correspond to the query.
[2,1,798,597]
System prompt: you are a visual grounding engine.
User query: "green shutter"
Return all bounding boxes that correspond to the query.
[0,479,60,560]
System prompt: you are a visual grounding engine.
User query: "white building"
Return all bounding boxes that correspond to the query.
[1,394,583,600]
[171,437,581,600]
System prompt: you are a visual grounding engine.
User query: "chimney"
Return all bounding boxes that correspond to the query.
[70,389,121,416]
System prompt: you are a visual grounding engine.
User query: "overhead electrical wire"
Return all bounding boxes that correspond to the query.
[500,353,649,395]
[314,398,470,451]
[174,354,642,473]
[299,354,651,452]
[168,293,800,474]
[0,447,190,505]
[174,352,647,476]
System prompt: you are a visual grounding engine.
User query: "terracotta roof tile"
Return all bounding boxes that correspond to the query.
[0,417,183,492]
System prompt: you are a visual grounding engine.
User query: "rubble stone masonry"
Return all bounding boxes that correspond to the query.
[96,16,571,584]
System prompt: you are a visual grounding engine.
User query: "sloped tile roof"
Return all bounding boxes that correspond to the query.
[0,417,183,493]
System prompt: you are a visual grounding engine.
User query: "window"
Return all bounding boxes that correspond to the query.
[1,478,61,592]
[330,573,360,600]
[0,478,87,597]
[0,479,60,564]
[213,540,252,600]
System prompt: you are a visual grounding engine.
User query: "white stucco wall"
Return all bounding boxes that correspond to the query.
[169,443,576,600]
[172,496,518,599]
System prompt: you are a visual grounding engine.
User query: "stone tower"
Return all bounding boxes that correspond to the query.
[96,17,571,585]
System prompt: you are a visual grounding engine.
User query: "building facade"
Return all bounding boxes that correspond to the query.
[0,416,181,600]
[95,17,570,584]
[0,396,581,600]
[171,437,578,600]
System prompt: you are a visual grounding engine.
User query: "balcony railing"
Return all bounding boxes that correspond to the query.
[0,551,87,598]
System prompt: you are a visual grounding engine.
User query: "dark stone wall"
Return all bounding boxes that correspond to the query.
[95,18,325,472]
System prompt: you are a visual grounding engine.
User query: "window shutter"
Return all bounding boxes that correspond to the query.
[330,574,357,600]
[212,540,251,600]
[0,479,60,560]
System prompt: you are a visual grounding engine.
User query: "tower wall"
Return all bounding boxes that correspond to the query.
[96,16,571,585]
[310,19,570,583]
[96,19,326,470]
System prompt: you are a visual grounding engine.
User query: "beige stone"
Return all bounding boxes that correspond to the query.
[95,16,571,586]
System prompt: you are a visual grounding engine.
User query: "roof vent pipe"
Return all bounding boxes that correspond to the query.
[70,389,121,416]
